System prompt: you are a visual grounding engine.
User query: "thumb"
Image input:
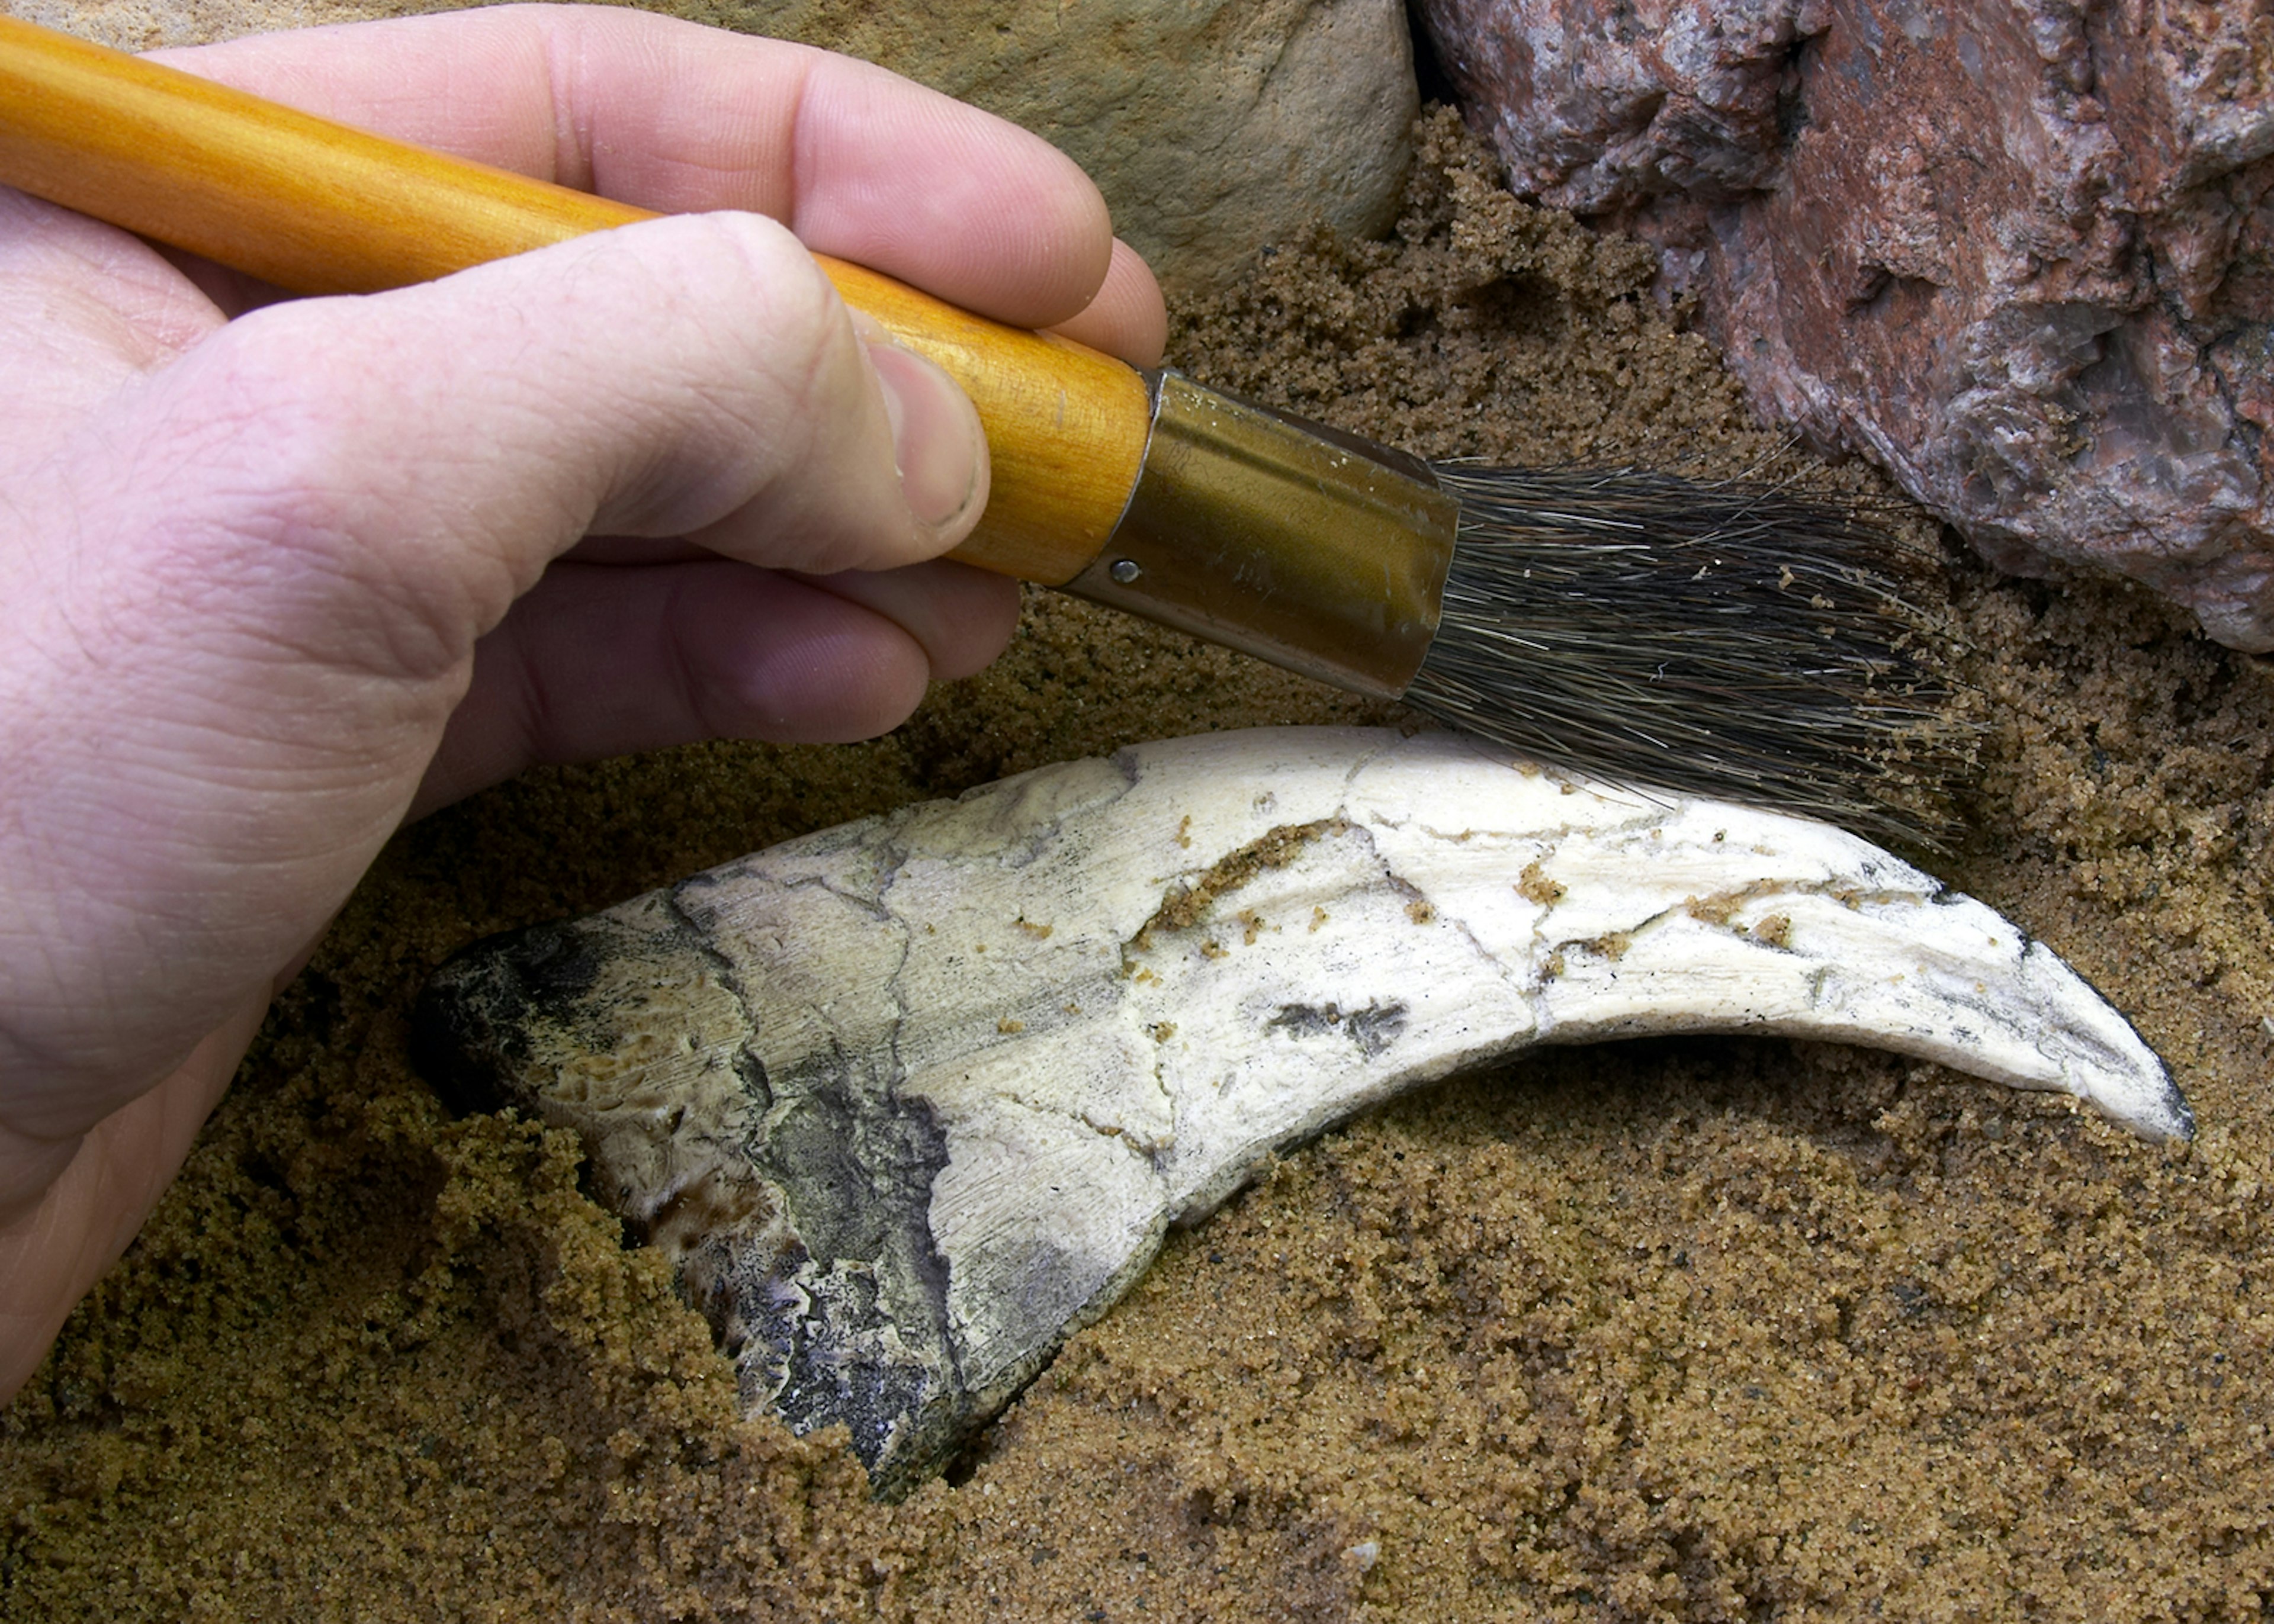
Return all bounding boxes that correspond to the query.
[113,210,990,643]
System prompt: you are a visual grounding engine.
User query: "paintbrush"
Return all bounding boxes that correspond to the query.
[0,16,1958,842]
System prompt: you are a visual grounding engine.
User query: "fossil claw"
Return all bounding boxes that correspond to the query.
[413,727,2185,1497]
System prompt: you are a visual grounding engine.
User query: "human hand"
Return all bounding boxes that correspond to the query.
[0,2,1168,1401]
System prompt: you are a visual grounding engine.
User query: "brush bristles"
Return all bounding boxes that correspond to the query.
[1403,465,1963,847]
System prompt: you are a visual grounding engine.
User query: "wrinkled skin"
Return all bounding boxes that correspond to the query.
[0,2,1167,1402]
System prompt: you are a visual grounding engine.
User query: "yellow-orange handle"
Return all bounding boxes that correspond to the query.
[0,16,1150,585]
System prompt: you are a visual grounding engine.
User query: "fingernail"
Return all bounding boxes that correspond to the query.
[862,333,986,533]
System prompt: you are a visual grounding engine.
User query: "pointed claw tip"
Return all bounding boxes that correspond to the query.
[2092,1066,2193,1143]
[2143,1080,2197,1144]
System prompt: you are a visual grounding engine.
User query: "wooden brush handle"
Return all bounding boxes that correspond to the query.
[0,16,1150,585]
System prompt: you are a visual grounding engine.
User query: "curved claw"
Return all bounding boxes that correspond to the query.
[415,726,2185,1497]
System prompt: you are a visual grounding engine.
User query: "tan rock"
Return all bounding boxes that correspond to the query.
[25,0,1419,293]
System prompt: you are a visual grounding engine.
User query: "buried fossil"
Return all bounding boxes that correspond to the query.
[412,726,2188,1498]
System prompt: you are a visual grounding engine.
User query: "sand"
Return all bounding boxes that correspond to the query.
[7,114,2273,1621]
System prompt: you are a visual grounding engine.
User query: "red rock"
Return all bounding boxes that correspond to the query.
[1418,0,2274,649]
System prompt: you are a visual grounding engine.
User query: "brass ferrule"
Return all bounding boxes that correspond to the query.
[1065,372,1459,700]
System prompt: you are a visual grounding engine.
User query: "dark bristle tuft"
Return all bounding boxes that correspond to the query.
[1404,465,1968,848]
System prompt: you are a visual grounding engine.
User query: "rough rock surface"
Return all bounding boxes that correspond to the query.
[22,0,1417,295]
[1417,0,2274,649]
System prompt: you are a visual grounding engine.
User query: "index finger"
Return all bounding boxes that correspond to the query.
[150,2,1164,353]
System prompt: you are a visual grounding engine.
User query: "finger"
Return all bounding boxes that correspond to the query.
[790,560,1024,683]
[152,5,1125,338]
[409,557,1019,817]
[1048,238,1170,369]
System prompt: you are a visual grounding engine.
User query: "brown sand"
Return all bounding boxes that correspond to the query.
[7,114,2273,1620]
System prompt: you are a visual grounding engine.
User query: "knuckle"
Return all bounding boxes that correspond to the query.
[585,216,866,539]
[637,218,915,570]
[709,218,860,425]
